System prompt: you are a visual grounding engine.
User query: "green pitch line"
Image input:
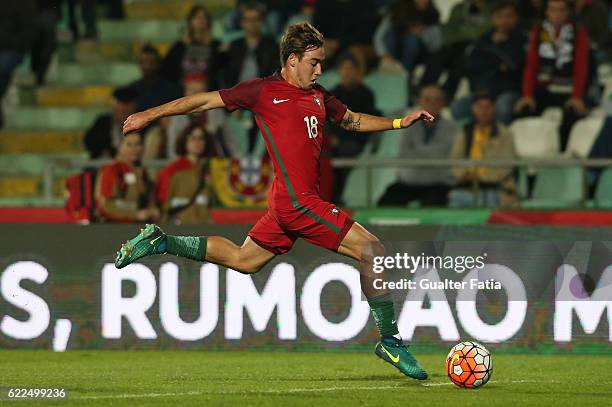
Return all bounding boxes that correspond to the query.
[1,350,611,406]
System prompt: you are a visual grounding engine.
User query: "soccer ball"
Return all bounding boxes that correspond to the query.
[446,341,492,389]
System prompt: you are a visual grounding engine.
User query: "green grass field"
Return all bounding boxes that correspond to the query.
[1,350,611,406]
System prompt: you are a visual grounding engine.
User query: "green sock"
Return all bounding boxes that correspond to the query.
[368,292,399,337]
[165,235,207,261]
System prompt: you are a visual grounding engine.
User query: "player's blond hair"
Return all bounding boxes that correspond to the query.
[279,22,324,66]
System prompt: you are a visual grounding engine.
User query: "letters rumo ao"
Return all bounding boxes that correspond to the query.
[1,261,611,350]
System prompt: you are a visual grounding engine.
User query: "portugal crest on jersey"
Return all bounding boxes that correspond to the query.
[313,95,322,110]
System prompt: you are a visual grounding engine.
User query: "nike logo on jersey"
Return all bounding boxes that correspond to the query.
[273,98,290,104]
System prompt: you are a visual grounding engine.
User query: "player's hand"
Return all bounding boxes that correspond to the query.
[123,111,153,135]
[565,97,587,115]
[401,110,435,128]
[514,97,536,113]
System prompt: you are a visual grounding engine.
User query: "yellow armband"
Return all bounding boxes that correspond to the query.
[392,118,402,129]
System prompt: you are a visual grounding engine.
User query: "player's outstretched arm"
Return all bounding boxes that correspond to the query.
[339,109,434,133]
[123,91,225,135]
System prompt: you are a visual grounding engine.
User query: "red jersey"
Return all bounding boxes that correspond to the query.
[219,71,347,211]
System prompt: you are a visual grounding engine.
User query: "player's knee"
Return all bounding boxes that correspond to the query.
[371,239,386,259]
[235,262,262,275]
[231,253,263,274]
[362,235,385,262]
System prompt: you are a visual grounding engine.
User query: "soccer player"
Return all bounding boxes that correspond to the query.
[116,22,433,380]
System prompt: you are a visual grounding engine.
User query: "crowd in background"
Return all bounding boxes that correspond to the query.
[1,0,612,222]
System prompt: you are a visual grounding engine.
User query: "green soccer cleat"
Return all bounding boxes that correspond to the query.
[115,224,167,269]
[375,337,428,380]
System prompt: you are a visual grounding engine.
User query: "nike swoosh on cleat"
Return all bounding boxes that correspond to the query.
[150,236,162,245]
[273,98,290,104]
[380,345,400,363]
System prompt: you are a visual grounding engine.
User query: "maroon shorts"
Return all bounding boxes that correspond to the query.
[248,196,355,255]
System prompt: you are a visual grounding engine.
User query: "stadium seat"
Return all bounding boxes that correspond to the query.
[341,160,374,208]
[74,42,171,63]
[341,131,399,207]
[510,117,560,158]
[0,131,84,154]
[50,63,140,86]
[316,70,340,90]
[225,115,249,158]
[6,107,105,130]
[522,166,585,208]
[0,176,41,198]
[36,85,114,107]
[98,20,183,43]
[433,0,463,23]
[225,113,266,158]
[124,0,234,20]
[375,130,402,157]
[591,168,612,208]
[0,154,47,175]
[542,107,562,127]
[564,117,603,158]
[123,0,196,20]
[364,71,408,116]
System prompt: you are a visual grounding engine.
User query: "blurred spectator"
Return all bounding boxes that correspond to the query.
[156,123,213,224]
[99,0,124,19]
[452,1,526,124]
[374,0,442,73]
[284,0,316,29]
[518,0,545,29]
[378,85,458,206]
[258,0,292,35]
[85,87,138,159]
[0,0,36,128]
[164,73,230,160]
[587,99,612,195]
[224,0,291,37]
[95,133,160,223]
[514,0,590,151]
[162,5,222,89]
[32,1,60,85]
[575,0,610,55]
[313,0,379,67]
[327,53,379,202]
[67,0,98,39]
[124,45,182,159]
[419,0,491,99]
[126,45,183,113]
[590,98,612,159]
[449,93,516,208]
[223,1,279,87]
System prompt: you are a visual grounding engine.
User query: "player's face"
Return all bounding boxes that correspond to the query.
[186,128,206,157]
[296,46,324,89]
